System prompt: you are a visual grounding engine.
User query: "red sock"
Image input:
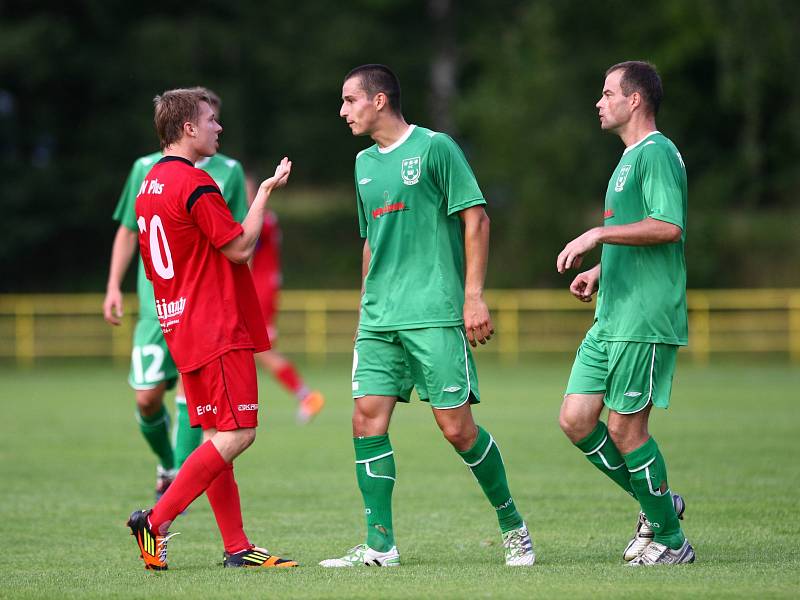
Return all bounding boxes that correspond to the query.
[275,363,307,397]
[150,440,227,534]
[206,463,250,553]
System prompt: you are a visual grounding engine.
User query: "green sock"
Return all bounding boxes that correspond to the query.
[457,426,524,533]
[575,422,636,498]
[624,437,685,549]
[354,435,396,552]
[173,396,201,469]
[137,405,174,471]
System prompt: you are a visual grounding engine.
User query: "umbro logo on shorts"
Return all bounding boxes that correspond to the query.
[624,391,642,397]
[359,178,372,185]
[442,385,462,393]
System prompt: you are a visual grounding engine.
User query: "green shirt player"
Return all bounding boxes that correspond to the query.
[557,61,694,566]
[320,64,534,569]
[102,88,247,499]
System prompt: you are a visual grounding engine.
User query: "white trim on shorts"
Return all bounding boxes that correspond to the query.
[614,343,656,415]
[129,382,162,391]
[434,329,472,411]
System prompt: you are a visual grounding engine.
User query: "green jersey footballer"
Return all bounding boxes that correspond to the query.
[102,88,247,497]
[319,64,535,570]
[557,62,695,566]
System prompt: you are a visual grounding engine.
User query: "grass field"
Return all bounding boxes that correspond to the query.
[1,356,798,598]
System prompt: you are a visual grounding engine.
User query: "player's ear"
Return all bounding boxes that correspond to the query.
[629,91,641,111]
[184,121,197,138]
[374,92,387,111]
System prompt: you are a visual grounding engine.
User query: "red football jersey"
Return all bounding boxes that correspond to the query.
[250,210,282,323]
[135,156,270,372]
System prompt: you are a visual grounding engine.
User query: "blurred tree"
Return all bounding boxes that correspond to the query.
[0,0,798,291]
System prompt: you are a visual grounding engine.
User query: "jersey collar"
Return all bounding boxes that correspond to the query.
[377,124,416,154]
[157,156,194,167]
[623,131,660,155]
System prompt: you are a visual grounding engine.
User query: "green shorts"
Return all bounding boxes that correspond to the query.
[566,325,678,413]
[352,327,480,409]
[127,318,178,391]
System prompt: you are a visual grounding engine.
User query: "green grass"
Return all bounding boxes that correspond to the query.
[1,356,798,598]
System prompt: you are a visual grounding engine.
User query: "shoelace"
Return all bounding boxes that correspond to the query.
[157,532,181,563]
[638,541,667,564]
[503,530,526,555]
[340,544,367,562]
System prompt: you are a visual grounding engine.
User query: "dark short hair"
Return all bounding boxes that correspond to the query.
[344,64,402,115]
[153,88,211,150]
[606,61,663,116]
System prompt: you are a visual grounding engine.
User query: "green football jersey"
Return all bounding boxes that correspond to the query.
[354,125,486,331]
[594,131,688,345]
[112,151,247,319]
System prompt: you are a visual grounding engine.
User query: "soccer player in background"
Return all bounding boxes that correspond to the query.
[103,88,247,498]
[245,175,325,424]
[556,61,694,565]
[320,64,534,568]
[126,87,297,570]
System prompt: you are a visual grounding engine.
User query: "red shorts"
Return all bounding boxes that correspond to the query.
[182,349,259,431]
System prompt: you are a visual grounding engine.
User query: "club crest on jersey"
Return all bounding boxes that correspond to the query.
[401,156,421,185]
[614,164,632,192]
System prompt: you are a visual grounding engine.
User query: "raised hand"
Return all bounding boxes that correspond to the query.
[260,157,292,193]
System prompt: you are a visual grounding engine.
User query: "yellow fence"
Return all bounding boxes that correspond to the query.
[1,289,799,365]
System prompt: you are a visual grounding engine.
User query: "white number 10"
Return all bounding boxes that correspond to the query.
[137,215,175,280]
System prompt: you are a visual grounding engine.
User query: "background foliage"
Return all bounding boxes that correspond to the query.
[1,0,798,291]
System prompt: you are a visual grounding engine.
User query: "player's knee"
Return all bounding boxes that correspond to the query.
[238,428,257,450]
[351,410,368,435]
[135,389,164,416]
[559,401,591,443]
[439,423,475,451]
[351,406,383,436]
[606,420,628,448]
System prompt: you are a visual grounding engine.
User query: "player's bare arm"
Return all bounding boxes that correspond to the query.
[103,225,138,325]
[557,217,682,273]
[460,205,494,347]
[221,157,292,264]
[569,263,601,302]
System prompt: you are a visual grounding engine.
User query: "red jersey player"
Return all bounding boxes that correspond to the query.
[126,87,297,570]
[247,175,325,423]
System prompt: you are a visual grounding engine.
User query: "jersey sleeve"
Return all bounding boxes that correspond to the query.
[113,159,147,231]
[639,145,686,230]
[223,161,248,223]
[355,164,368,238]
[429,134,486,216]
[186,176,244,249]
